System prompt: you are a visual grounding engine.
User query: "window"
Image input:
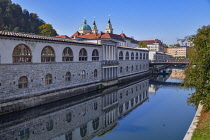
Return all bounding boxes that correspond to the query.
[125,52,129,60]
[136,65,138,70]
[131,65,134,71]
[66,112,72,123]
[131,99,134,107]
[19,128,29,140]
[119,105,123,114]
[45,74,53,85]
[125,102,129,110]
[146,53,149,59]
[79,48,87,61]
[94,102,98,110]
[63,47,73,61]
[136,52,138,60]
[92,49,99,61]
[94,69,97,77]
[13,44,31,63]
[46,120,54,131]
[65,72,71,81]
[119,51,123,60]
[92,117,99,130]
[120,67,123,73]
[143,53,146,59]
[140,53,142,59]
[18,76,28,89]
[80,124,87,137]
[126,66,129,72]
[81,70,86,79]
[131,52,134,60]
[135,96,138,104]
[41,46,55,62]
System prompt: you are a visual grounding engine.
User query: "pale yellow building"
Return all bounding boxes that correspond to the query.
[166,47,189,57]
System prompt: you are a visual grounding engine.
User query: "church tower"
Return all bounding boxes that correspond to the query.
[92,18,98,33]
[105,17,113,33]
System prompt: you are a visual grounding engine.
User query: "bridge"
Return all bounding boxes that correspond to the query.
[149,60,189,66]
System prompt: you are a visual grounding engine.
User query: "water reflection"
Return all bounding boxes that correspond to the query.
[0,78,149,140]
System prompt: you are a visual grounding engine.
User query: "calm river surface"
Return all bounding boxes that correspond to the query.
[0,72,196,140]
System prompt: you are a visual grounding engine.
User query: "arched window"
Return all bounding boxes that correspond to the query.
[136,52,138,60]
[19,128,29,140]
[131,65,134,71]
[135,96,138,104]
[120,67,123,73]
[119,105,123,114]
[94,69,97,77]
[131,52,134,60]
[92,49,99,61]
[126,66,129,72]
[140,53,142,59]
[131,98,134,107]
[125,102,129,110]
[79,48,87,61]
[81,70,86,79]
[66,112,72,123]
[18,76,28,89]
[63,47,73,61]
[143,53,146,59]
[119,51,123,60]
[41,46,55,62]
[13,44,31,63]
[45,73,53,85]
[125,52,129,60]
[46,120,54,131]
[92,117,99,130]
[136,65,138,70]
[65,72,71,81]
[80,124,87,137]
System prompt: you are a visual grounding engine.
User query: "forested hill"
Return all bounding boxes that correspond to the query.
[0,0,58,36]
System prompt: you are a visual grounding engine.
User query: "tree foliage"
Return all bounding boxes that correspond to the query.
[0,0,57,35]
[183,25,210,110]
[138,41,147,48]
[39,24,58,36]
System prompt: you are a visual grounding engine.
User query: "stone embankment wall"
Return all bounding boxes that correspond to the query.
[170,69,185,79]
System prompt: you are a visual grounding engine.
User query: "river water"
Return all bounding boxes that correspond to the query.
[0,70,196,140]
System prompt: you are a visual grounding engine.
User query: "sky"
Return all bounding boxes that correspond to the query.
[11,0,210,45]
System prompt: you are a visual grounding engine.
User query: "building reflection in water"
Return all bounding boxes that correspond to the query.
[0,78,149,140]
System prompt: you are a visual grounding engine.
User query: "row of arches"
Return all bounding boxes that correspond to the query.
[119,51,148,60]
[18,69,98,89]
[13,44,99,63]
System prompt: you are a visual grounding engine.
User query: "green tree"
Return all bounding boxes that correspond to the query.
[138,41,147,48]
[183,25,210,110]
[38,24,58,36]
[174,43,180,47]
[163,44,168,48]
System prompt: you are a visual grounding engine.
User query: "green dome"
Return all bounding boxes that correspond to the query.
[78,19,91,31]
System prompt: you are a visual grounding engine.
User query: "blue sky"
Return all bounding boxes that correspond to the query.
[12,0,210,45]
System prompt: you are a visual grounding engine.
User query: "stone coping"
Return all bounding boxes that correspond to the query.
[183,103,203,140]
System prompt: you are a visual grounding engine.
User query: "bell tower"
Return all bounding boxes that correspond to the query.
[105,16,113,33]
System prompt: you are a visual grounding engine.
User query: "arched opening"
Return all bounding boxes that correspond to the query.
[92,49,99,61]
[65,72,71,81]
[81,70,86,79]
[45,73,53,85]
[80,124,87,137]
[13,44,32,63]
[136,52,138,60]
[92,117,99,130]
[79,48,87,61]
[119,51,123,60]
[63,47,73,61]
[18,76,28,89]
[140,53,142,59]
[94,69,97,77]
[131,52,134,60]
[41,46,55,62]
[125,52,129,60]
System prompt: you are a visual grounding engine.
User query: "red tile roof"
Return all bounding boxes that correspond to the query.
[139,40,156,44]
[69,32,138,43]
